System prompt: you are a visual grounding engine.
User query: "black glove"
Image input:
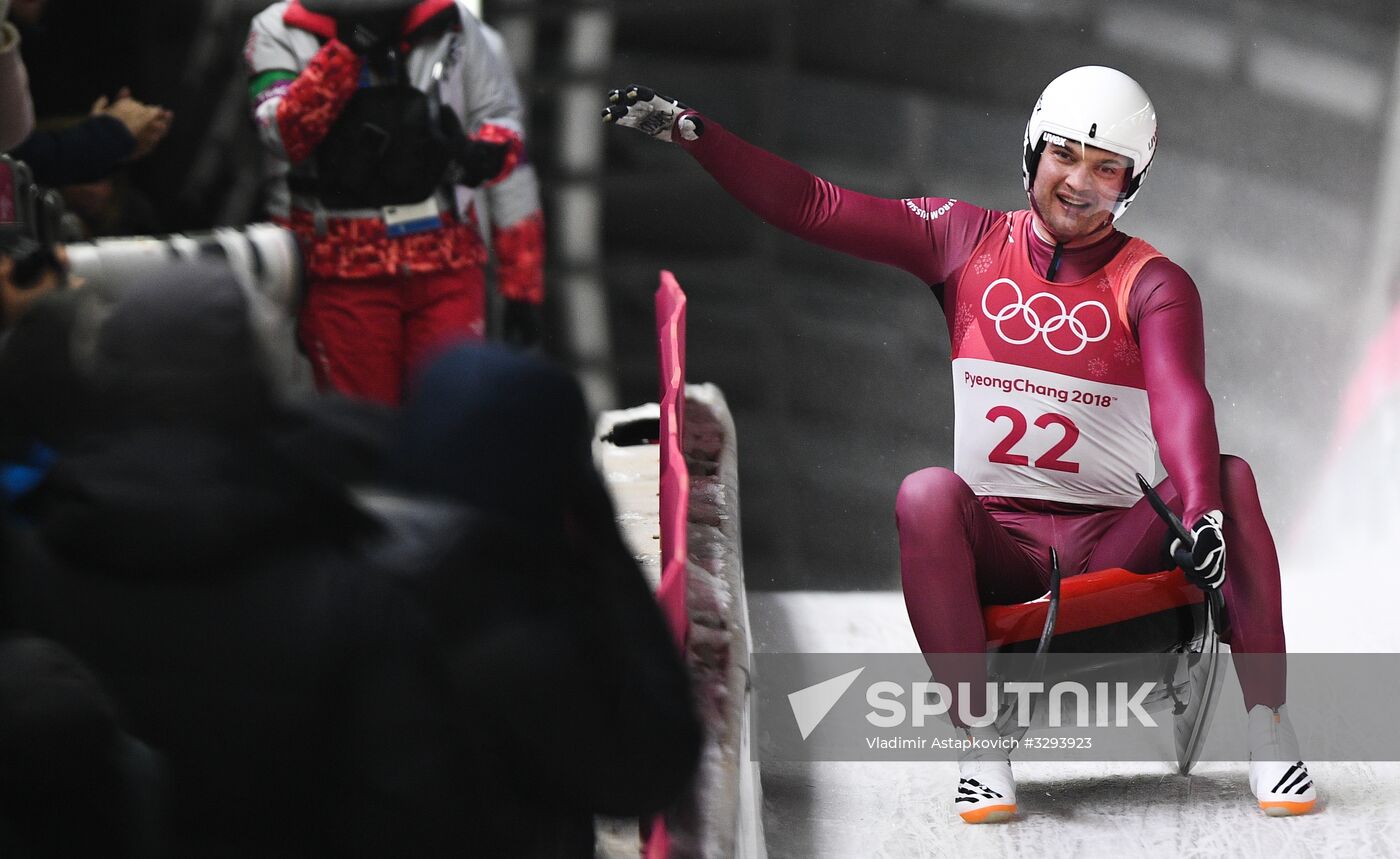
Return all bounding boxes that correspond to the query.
[334,11,402,56]
[454,138,510,188]
[1171,510,1226,590]
[436,109,511,188]
[502,299,543,349]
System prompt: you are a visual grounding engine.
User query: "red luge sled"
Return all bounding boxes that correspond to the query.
[982,562,1224,774]
[983,566,1203,651]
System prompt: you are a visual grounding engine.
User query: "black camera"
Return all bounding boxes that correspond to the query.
[0,154,81,289]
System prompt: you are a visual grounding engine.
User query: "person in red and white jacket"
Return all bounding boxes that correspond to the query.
[246,0,540,405]
[605,69,1316,822]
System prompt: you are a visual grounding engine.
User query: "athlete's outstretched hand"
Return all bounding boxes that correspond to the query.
[602,85,703,143]
[1172,510,1226,590]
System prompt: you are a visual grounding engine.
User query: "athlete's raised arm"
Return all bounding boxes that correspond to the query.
[603,85,988,287]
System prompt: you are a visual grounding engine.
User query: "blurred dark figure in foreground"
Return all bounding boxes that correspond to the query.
[1,262,470,857]
[0,636,166,858]
[0,287,91,509]
[388,344,702,857]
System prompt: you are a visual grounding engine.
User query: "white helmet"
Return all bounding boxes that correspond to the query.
[1022,66,1157,220]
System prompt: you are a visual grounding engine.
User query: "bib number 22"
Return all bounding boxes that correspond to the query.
[986,405,1080,473]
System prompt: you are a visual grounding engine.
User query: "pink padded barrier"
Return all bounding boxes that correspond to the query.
[655,270,690,647]
[645,271,689,859]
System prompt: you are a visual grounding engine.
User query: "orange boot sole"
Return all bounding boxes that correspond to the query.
[959,804,1017,824]
[1259,798,1316,817]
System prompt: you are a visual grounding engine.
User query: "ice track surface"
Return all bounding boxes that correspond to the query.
[749,563,1400,858]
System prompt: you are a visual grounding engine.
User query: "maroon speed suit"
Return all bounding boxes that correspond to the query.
[676,118,1287,719]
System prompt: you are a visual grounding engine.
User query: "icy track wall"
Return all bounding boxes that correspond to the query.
[650,270,764,859]
[593,273,765,859]
[671,384,765,859]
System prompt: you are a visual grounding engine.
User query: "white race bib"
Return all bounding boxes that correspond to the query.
[952,357,1156,507]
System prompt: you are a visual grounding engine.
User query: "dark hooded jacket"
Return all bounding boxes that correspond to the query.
[1,264,468,857]
[0,288,96,461]
[387,345,703,858]
[0,636,166,859]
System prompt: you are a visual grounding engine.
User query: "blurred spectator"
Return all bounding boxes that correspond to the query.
[9,83,170,188]
[8,0,170,235]
[273,392,398,489]
[0,636,167,859]
[389,344,702,857]
[0,287,90,508]
[0,260,385,502]
[0,0,35,151]
[1,262,470,857]
[246,0,528,405]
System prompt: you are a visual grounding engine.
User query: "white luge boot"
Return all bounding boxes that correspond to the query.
[1247,704,1318,816]
[954,724,1017,823]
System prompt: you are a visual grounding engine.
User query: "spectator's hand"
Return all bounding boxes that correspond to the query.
[603,85,703,143]
[502,299,543,350]
[93,88,173,161]
[1171,510,1226,590]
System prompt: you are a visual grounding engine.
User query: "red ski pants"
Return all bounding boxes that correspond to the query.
[297,267,486,406]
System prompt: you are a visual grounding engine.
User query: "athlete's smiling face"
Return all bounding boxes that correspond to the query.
[1030,140,1131,246]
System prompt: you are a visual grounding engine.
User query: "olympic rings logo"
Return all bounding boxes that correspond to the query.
[980,278,1111,356]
